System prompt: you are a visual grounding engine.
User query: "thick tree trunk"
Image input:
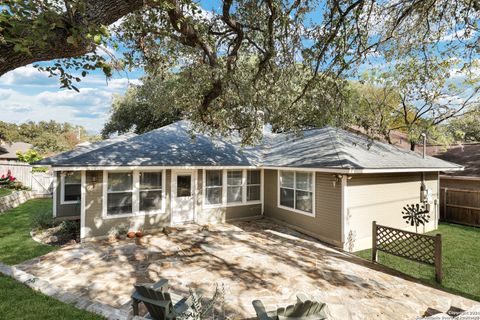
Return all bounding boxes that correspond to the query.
[410,141,416,151]
[0,0,144,76]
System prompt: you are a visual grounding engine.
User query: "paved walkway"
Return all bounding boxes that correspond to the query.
[17,220,478,319]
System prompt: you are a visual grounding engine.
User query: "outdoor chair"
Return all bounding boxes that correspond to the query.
[252,293,328,320]
[132,279,193,320]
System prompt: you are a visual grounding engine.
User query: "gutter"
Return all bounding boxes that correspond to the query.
[47,165,464,174]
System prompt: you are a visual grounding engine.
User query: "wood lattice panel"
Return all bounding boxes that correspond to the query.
[376,225,436,266]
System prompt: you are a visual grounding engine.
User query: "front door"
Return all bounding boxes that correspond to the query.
[171,170,195,224]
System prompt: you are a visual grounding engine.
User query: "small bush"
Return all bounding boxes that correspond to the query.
[32,167,48,173]
[31,209,55,230]
[59,220,80,236]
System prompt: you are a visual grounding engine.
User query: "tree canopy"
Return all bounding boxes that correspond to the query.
[1,0,480,140]
[0,120,98,155]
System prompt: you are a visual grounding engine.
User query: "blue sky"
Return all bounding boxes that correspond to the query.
[0,2,475,134]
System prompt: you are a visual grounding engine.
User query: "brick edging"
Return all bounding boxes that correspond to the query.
[0,262,131,320]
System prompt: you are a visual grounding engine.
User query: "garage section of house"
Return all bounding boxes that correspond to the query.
[36,121,461,249]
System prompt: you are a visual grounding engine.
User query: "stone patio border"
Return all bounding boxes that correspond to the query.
[0,261,131,320]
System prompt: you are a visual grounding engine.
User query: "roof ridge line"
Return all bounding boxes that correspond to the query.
[326,127,345,169]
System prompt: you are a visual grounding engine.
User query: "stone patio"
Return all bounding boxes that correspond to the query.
[17,219,478,319]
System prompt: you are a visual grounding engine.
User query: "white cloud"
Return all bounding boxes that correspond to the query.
[0,65,56,87]
[0,69,141,132]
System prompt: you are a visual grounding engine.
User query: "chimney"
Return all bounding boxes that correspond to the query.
[421,133,426,159]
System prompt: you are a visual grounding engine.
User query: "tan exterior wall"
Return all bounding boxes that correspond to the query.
[346,172,439,252]
[263,169,343,247]
[195,169,262,224]
[55,171,81,218]
[83,169,261,239]
[83,170,171,238]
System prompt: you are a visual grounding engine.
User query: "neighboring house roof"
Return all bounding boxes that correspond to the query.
[429,143,480,177]
[0,142,33,160]
[36,121,462,173]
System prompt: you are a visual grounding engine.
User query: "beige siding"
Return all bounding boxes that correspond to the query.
[346,172,439,252]
[83,169,260,239]
[195,169,262,224]
[83,170,171,239]
[263,169,342,247]
[55,171,81,218]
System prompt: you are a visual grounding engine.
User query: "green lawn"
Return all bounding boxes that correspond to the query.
[356,222,480,301]
[0,199,104,319]
[0,274,103,320]
[0,198,57,265]
[0,188,12,197]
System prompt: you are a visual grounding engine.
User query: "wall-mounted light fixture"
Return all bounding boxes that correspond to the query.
[91,175,97,188]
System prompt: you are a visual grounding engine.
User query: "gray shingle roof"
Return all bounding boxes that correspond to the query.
[37,121,462,172]
[0,142,32,160]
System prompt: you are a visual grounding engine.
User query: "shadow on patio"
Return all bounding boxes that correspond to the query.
[16,219,477,319]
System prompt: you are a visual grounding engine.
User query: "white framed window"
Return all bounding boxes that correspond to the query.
[139,171,165,213]
[278,170,315,216]
[203,169,262,208]
[103,170,166,218]
[204,170,223,205]
[61,171,81,204]
[106,171,133,216]
[247,169,261,202]
[227,170,243,203]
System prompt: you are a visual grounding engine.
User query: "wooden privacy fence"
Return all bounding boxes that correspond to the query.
[0,160,32,186]
[372,221,442,283]
[440,187,480,227]
[31,173,54,195]
[0,161,53,195]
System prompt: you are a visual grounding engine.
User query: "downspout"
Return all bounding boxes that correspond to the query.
[420,133,427,207]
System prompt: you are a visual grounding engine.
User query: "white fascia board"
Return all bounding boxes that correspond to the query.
[52,165,463,174]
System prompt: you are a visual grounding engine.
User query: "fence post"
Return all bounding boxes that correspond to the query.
[435,233,442,284]
[443,188,447,221]
[372,221,378,262]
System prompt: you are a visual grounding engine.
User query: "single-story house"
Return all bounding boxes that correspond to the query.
[36,121,462,251]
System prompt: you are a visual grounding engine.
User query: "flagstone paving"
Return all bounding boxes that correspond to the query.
[16,219,478,319]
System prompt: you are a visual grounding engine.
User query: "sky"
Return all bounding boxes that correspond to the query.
[0,2,476,135]
[0,62,143,134]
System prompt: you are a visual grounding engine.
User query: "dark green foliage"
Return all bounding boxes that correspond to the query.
[31,208,56,230]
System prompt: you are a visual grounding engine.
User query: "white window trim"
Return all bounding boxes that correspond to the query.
[277,170,316,217]
[202,169,262,209]
[102,169,166,219]
[60,171,81,205]
[203,169,224,208]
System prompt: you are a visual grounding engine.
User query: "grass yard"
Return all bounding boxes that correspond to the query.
[356,222,480,302]
[0,199,104,319]
[0,188,12,197]
[0,198,57,265]
[0,274,103,320]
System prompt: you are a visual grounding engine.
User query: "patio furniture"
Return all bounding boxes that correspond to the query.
[132,279,193,320]
[252,293,328,320]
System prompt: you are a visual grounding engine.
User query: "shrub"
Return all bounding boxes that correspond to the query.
[32,167,48,173]
[0,170,28,190]
[31,209,56,230]
[59,220,80,236]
